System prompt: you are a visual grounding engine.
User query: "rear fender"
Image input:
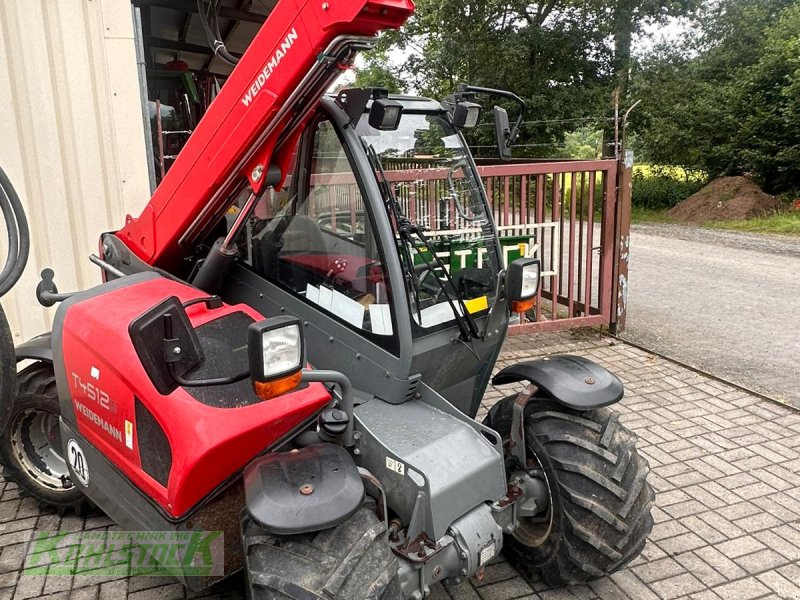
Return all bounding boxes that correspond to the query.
[15,332,53,363]
[492,355,623,410]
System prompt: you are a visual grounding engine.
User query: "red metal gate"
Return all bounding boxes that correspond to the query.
[380,160,623,333]
[477,161,620,333]
[301,158,628,334]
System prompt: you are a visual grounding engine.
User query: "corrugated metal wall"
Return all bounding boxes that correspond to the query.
[0,0,150,342]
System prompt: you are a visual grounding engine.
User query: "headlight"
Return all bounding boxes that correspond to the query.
[506,258,541,313]
[248,316,304,399]
[520,261,541,298]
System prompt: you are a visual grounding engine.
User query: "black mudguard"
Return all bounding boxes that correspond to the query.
[492,355,623,410]
[15,332,53,363]
[1,332,53,432]
[243,443,364,535]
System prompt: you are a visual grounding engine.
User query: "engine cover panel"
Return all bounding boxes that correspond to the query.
[355,398,505,541]
[53,274,332,517]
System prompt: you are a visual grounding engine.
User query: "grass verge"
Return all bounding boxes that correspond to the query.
[630,207,676,224]
[701,211,800,236]
[631,207,800,236]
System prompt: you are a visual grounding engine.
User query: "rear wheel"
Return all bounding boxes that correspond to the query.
[483,395,654,586]
[0,362,88,511]
[242,503,402,600]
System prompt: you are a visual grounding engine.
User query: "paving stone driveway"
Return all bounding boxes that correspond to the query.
[0,331,798,600]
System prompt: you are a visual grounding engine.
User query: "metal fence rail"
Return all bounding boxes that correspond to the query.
[378,161,619,333]
[303,159,623,334]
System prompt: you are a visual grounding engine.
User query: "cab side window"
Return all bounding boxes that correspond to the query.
[246,119,393,337]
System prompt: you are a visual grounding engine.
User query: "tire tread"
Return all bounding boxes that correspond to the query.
[243,505,400,600]
[484,395,654,586]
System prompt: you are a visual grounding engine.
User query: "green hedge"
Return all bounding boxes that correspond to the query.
[631,172,705,210]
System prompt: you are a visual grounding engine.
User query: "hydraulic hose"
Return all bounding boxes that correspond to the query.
[0,165,30,432]
[0,166,29,297]
[196,0,240,66]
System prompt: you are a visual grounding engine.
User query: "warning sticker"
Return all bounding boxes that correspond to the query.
[124,420,134,450]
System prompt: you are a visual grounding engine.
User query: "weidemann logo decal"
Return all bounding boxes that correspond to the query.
[241,28,299,107]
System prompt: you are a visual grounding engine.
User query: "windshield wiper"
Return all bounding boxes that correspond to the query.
[365,143,479,341]
[363,143,424,324]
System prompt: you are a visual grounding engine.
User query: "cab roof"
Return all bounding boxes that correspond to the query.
[327,91,444,113]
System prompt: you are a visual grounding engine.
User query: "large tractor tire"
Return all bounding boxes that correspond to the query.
[483,395,654,586]
[0,362,88,512]
[242,503,402,600]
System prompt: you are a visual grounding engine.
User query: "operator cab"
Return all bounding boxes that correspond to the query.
[220,93,507,416]
[231,96,502,335]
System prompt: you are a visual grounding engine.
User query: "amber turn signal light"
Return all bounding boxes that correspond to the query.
[253,370,302,400]
[511,298,536,313]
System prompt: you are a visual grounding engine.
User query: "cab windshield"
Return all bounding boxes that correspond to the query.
[358,110,501,331]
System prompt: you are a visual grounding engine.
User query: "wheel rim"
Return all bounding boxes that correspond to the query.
[512,453,554,548]
[10,407,72,491]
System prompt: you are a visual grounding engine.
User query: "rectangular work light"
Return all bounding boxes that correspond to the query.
[453,100,482,129]
[506,258,541,313]
[369,98,404,131]
[248,316,304,399]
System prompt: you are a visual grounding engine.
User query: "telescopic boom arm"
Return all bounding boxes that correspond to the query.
[118,0,414,271]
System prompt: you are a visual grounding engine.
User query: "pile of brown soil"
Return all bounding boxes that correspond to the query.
[668,176,780,223]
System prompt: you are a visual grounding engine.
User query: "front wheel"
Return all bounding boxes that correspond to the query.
[483,395,654,586]
[242,504,402,600]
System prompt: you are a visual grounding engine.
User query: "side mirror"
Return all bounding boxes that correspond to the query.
[129,296,205,395]
[248,316,304,399]
[453,100,482,129]
[494,106,512,160]
[506,258,540,313]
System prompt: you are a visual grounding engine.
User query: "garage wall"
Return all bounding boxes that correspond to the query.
[0,0,151,342]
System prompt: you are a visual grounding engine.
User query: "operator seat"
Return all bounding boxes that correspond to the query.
[253,215,328,274]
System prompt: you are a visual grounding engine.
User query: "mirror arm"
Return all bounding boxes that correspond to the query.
[457,84,526,145]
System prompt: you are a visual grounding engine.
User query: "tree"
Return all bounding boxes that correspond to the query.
[630,0,799,194]
[353,51,405,93]
[564,126,603,159]
[359,0,697,158]
[733,3,800,193]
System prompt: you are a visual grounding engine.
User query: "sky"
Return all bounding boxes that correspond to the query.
[634,15,695,56]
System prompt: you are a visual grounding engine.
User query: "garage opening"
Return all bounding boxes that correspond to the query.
[131,1,273,189]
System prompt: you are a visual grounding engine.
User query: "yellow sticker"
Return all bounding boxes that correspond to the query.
[463,295,489,314]
[124,420,134,450]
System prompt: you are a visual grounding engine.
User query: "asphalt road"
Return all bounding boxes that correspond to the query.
[622,223,800,408]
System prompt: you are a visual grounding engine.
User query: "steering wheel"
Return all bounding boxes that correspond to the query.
[415,263,453,304]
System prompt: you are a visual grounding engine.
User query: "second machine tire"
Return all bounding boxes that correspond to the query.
[483,395,655,586]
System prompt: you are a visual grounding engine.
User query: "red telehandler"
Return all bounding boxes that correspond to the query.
[0,0,654,598]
